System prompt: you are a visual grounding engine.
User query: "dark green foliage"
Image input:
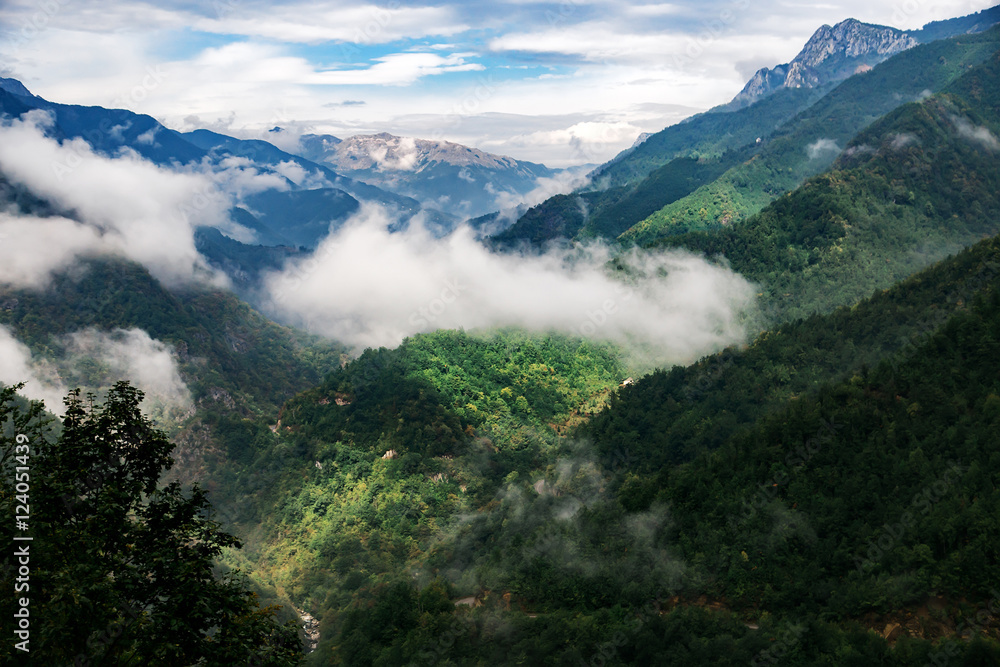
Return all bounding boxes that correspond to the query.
[0,258,343,415]
[594,86,829,188]
[586,234,1000,469]
[490,87,823,248]
[0,383,302,665]
[488,192,603,249]
[581,150,750,240]
[647,270,1000,615]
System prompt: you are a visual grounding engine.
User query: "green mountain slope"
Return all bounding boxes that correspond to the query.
[621,27,1000,245]
[189,44,1000,667]
[598,253,1000,620]
[214,236,1000,666]
[650,48,1000,324]
[593,86,829,188]
[0,259,344,491]
[490,87,824,249]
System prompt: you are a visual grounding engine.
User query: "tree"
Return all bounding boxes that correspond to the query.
[0,382,301,665]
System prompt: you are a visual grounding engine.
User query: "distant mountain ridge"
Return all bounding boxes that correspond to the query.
[297,132,557,219]
[720,5,1000,111]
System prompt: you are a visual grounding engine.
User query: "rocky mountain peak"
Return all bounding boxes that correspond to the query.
[722,18,918,111]
[796,18,917,68]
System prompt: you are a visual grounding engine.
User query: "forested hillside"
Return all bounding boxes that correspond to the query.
[4,5,1000,665]
[195,230,1000,666]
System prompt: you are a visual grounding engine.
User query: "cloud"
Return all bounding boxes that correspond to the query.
[62,328,193,418]
[192,2,469,45]
[952,115,1000,152]
[487,167,591,219]
[806,137,841,160]
[494,120,648,167]
[0,325,68,411]
[890,132,919,150]
[272,160,331,188]
[0,324,192,421]
[198,155,292,199]
[308,53,485,87]
[0,212,107,289]
[0,111,228,287]
[264,205,758,365]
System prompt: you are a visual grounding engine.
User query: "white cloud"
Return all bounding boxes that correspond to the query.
[136,126,158,145]
[806,137,841,160]
[0,325,68,411]
[952,115,1000,152]
[273,160,331,188]
[0,213,107,289]
[308,53,484,86]
[0,111,228,287]
[63,328,193,418]
[890,132,919,150]
[488,167,592,215]
[0,324,192,420]
[264,205,759,364]
[193,2,468,45]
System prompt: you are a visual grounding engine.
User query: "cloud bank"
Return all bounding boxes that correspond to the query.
[0,325,192,422]
[0,325,67,410]
[0,111,228,288]
[264,205,759,365]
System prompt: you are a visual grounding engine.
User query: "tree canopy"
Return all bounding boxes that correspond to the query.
[0,382,302,665]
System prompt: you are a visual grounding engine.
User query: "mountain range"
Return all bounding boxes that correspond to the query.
[493,4,1000,250]
[2,3,1000,666]
[296,132,558,219]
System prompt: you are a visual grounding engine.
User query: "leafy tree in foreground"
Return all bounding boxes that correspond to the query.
[0,382,302,666]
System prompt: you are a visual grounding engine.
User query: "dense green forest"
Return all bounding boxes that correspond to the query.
[188,45,1000,667]
[194,231,1000,665]
[0,259,344,417]
[0,383,301,665]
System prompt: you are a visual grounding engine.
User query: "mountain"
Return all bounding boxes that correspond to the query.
[490,5,1000,251]
[0,76,38,99]
[652,45,1000,322]
[492,24,1000,250]
[720,6,1000,112]
[204,241,1000,665]
[721,19,918,112]
[620,25,1000,245]
[0,81,470,291]
[296,132,558,219]
[5,4,1000,664]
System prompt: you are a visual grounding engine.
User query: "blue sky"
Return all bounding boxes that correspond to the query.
[1,0,992,166]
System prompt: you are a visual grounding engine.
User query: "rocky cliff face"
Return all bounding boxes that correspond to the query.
[720,7,1000,113]
[725,19,917,109]
[795,19,917,68]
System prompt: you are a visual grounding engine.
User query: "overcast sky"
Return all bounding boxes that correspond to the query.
[1,0,992,166]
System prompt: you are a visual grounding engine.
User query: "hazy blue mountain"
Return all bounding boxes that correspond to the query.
[0,84,207,165]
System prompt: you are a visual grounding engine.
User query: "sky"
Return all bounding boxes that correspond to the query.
[0,0,993,167]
